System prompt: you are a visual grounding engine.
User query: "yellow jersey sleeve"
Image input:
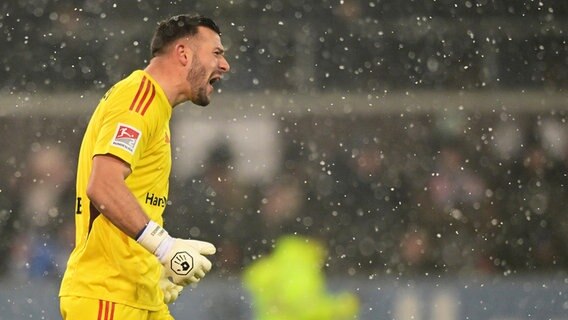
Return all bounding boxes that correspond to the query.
[93,75,159,170]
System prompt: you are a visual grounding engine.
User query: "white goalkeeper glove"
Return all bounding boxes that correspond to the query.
[159,267,183,304]
[137,220,216,286]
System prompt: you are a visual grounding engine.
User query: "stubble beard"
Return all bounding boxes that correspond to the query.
[187,58,210,107]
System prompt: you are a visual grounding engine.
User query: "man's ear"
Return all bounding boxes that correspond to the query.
[175,42,192,66]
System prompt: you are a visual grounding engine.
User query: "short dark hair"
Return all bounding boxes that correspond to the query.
[150,14,221,57]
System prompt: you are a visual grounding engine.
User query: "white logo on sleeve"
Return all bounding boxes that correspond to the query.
[111,123,142,154]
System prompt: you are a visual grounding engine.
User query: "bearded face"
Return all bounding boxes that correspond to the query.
[180,26,229,107]
[186,56,211,106]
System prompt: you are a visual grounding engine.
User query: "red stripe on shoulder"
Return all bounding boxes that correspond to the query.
[140,84,156,116]
[135,80,152,113]
[129,76,147,111]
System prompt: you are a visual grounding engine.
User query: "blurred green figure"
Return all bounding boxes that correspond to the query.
[243,235,359,320]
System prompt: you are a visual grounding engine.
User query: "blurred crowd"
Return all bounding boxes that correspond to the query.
[2,111,568,281]
[168,112,568,279]
[2,1,567,93]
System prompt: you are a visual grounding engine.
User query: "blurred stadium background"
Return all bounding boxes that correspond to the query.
[1,1,568,319]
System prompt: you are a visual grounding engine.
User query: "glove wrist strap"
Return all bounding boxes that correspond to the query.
[136,220,172,261]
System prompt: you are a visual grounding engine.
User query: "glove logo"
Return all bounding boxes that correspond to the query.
[171,251,194,275]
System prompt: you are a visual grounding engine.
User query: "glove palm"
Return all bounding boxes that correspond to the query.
[159,238,216,286]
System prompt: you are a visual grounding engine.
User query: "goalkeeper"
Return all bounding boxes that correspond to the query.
[59,13,230,319]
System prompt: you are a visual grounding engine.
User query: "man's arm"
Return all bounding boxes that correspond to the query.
[86,153,216,286]
[86,154,149,238]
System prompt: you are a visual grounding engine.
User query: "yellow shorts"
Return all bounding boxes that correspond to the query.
[60,296,174,320]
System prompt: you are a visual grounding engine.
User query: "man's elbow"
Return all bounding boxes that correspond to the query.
[86,176,105,206]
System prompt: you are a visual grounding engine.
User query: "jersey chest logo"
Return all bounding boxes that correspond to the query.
[112,123,142,154]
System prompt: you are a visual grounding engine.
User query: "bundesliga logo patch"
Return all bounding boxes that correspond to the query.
[112,123,141,154]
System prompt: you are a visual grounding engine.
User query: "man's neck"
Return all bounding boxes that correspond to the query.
[144,59,185,108]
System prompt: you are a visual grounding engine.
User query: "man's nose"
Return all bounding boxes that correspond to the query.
[219,57,230,73]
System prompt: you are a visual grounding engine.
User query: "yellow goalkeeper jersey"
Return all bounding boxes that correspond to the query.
[59,70,172,310]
